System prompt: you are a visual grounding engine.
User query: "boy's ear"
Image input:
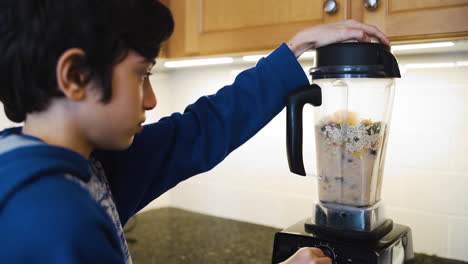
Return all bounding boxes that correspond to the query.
[56,48,91,101]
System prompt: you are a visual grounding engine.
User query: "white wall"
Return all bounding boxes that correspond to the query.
[1,49,467,261]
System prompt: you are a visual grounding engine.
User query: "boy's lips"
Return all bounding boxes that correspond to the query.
[136,120,145,132]
[136,124,144,133]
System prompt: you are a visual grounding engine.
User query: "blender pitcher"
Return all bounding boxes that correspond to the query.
[286,42,400,208]
[273,42,413,264]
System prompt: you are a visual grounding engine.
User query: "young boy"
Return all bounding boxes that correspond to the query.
[0,0,388,263]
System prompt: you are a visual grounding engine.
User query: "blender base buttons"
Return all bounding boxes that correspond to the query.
[272,219,414,264]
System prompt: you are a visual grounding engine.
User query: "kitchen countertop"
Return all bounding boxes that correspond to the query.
[125,207,467,264]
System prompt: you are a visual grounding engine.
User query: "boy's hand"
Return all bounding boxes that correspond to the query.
[279,247,333,264]
[287,20,390,58]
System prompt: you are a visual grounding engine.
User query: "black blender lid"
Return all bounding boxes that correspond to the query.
[310,42,401,79]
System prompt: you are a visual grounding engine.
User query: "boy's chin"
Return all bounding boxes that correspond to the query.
[118,136,136,150]
[98,135,135,151]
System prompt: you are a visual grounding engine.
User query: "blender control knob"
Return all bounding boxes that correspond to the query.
[317,245,336,260]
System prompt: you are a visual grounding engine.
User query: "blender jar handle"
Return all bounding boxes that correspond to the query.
[286,84,322,176]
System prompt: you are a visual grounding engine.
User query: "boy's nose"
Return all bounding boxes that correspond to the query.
[143,79,157,111]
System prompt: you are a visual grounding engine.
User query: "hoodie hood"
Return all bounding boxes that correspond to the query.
[0,127,92,211]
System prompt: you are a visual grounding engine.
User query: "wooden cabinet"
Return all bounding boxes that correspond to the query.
[164,0,346,58]
[354,0,468,42]
[162,0,468,58]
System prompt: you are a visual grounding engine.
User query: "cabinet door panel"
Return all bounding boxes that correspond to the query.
[167,0,346,57]
[389,0,468,13]
[362,0,468,41]
[203,0,323,32]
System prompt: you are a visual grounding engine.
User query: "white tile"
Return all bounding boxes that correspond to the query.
[168,178,274,225]
[379,168,403,207]
[446,172,468,217]
[448,216,468,262]
[386,96,455,171]
[139,192,171,212]
[167,175,317,228]
[274,194,316,228]
[200,161,319,199]
[388,70,468,172]
[449,88,468,171]
[396,168,451,215]
[0,104,18,129]
[387,207,449,257]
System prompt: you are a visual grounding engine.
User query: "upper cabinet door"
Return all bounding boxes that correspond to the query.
[360,0,468,41]
[166,0,346,58]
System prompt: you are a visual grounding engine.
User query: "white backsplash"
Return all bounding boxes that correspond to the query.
[2,48,468,261]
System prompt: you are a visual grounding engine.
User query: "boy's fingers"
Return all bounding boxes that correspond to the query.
[309,248,333,264]
[340,28,370,43]
[287,20,389,56]
[314,257,333,264]
[309,247,326,257]
[343,27,388,45]
[346,20,389,45]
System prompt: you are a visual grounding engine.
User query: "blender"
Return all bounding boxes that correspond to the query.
[272,42,414,264]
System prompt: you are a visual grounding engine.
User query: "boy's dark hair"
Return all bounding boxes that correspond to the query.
[0,0,174,122]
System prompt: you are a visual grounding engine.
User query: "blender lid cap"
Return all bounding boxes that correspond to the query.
[310,42,401,79]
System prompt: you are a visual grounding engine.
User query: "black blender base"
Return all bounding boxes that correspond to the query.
[272,218,414,264]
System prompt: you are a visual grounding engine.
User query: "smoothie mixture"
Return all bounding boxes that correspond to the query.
[316,110,385,206]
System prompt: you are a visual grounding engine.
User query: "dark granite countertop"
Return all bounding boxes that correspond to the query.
[125,207,467,264]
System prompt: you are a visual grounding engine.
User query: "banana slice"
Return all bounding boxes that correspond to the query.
[333,110,360,126]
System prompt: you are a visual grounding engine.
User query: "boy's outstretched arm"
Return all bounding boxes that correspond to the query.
[94,20,389,224]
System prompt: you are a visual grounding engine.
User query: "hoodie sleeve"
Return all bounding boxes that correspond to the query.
[0,175,125,264]
[94,43,309,224]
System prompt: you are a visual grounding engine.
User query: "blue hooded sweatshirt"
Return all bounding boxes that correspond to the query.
[0,44,308,263]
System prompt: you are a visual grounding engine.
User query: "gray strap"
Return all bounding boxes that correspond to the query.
[0,135,43,155]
